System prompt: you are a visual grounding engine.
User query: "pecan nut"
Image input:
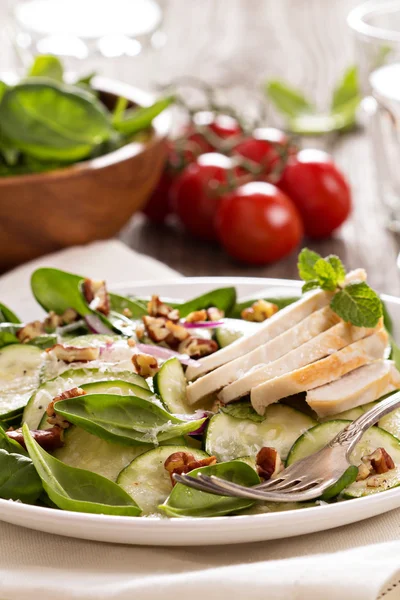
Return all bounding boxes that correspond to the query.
[82,278,110,316]
[147,295,180,322]
[356,447,395,481]
[179,337,218,359]
[44,308,79,331]
[185,310,208,323]
[142,316,169,343]
[164,451,217,485]
[46,387,85,428]
[132,353,159,378]
[256,447,283,480]
[165,320,190,346]
[47,344,100,363]
[7,427,64,451]
[241,300,279,322]
[207,307,225,321]
[16,321,45,343]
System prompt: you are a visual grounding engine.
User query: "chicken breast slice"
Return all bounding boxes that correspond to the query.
[218,319,382,405]
[251,329,388,415]
[186,306,340,405]
[185,269,366,381]
[306,360,400,418]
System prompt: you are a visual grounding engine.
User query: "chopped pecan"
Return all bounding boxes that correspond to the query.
[207,307,225,321]
[142,316,169,343]
[122,307,133,318]
[356,447,395,481]
[46,387,85,428]
[135,324,145,340]
[127,337,136,348]
[82,278,110,316]
[241,300,279,323]
[16,320,45,343]
[132,353,159,378]
[7,426,64,451]
[147,295,180,322]
[164,451,217,485]
[47,344,100,363]
[165,320,190,346]
[185,310,208,323]
[44,308,79,331]
[179,337,218,359]
[256,447,283,480]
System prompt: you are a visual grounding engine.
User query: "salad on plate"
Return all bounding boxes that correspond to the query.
[1,248,400,518]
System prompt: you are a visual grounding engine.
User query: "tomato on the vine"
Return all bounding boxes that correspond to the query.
[234,128,294,179]
[278,149,351,239]
[141,170,175,224]
[186,112,242,155]
[171,153,234,241]
[215,181,303,265]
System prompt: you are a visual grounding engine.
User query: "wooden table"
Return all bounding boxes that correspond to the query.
[3,0,400,295]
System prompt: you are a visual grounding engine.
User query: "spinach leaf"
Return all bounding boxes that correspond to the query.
[0,426,27,455]
[113,97,173,136]
[0,81,113,162]
[27,55,64,82]
[0,323,20,348]
[0,302,20,324]
[23,424,141,515]
[0,448,42,503]
[230,296,299,319]
[173,287,237,317]
[220,400,265,423]
[54,394,206,445]
[31,268,91,316]
[160,460,259,517]
[109,293,147,318]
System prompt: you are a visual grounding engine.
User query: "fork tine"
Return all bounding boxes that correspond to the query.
[173,473,226,495]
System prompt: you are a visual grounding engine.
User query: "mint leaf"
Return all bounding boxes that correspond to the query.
[221,400,265,423]
[313,259,338,291]
[298,248,321,281]
[302,280,320,293]
[327,255,346,285]
[265,81,315,118]
[330,282,383,327]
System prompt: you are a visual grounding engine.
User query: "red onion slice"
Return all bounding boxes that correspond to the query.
[136,343,199,367]
[183,320,224,329]
[84,314,114,335]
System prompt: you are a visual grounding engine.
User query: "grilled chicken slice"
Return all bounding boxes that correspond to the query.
[186,306,340,405]
[218,319,382,405]
[250,329,388,415]
[306,360,400,417]
[185,269,366,381]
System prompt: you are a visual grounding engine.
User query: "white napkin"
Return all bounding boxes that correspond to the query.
[1,240,400,600]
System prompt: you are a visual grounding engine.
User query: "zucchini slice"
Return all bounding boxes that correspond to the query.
[286,420,400,466]
[117,445,208,514]
[205,405,316,462]
[214,319,260,349]
[153,358,196,414]
[23,367,149,429]
[343,466,400,498]
[0,344,43,418]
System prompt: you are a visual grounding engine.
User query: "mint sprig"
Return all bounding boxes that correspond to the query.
[298,248,382,328]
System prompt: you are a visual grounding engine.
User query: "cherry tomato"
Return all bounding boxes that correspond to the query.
[215,181,303,265]
[234,128,294,179]
[186,112,242,155]
[141,170,174,224]
[278,149,351,239]
[171,153,234,241]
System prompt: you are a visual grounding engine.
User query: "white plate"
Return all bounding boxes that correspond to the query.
[2,276,400,547]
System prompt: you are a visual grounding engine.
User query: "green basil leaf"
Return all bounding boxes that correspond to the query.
[160,460,260,517]
[0,81,113,162]
[220,400,265,422]
[54,394,206,445]
[175,287,237,318]
[330,282,383,328]
[23,424,141,515]
[0,302,20,324]
[113,96,173,136]
[27,55,64,82]
[265,81,315,118]
[0,448,42,503]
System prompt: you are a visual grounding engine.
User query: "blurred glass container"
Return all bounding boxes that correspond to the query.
[349,1,400,232]
[10,0,165,66]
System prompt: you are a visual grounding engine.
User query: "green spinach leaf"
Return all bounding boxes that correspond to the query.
[0,81,113,162]
[0,448,42,503]
[31,268,91,316]
[27,55,64,82]
[54,394,206,445]
[113,96,173,136]
[160,460,259,517]
[173,287,237,317]
[23,424,141,515]
[220,400,265,423]
[0,302,20,324]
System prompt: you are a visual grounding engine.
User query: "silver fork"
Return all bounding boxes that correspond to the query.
[174,391,400,502]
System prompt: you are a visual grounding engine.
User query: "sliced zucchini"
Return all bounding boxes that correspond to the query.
[286,420,400,466]
[23,367,149,429]
[0,344,43,418]
[214,319,260,349]
[378,408,400,440]
[117,445,208,514]
[153,358,195,414]
[343,466,400,498]
[205,405,316,462]
[320,407,364,423]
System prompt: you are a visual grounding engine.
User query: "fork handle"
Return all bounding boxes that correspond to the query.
[329,389,400,456]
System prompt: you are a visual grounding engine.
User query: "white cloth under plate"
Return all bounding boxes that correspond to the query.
[1,240,400,600]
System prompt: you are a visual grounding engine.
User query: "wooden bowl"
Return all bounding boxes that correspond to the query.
[0,76,170,272]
